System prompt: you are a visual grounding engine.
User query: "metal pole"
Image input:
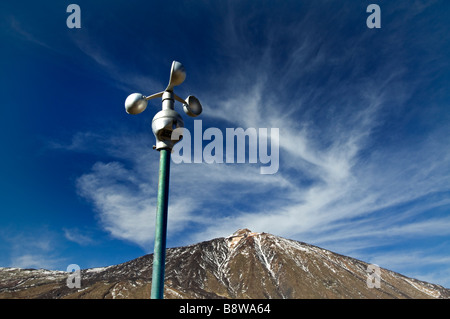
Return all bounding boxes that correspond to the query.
[150,148,171,299]
[124,61,201,299]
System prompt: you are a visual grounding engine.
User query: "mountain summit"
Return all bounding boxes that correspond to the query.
[1,229,449,299]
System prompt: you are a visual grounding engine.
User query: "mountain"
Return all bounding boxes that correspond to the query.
[0,229,449,299]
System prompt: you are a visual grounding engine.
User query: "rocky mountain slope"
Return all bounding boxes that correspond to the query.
[1,229,449,299]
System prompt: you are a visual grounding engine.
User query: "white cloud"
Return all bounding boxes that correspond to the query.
[11,254,58,270]
[76,161,155,249]
[0,228,66,270]
[63,228,95,246]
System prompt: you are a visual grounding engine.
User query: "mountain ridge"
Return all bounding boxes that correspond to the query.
[1,229,449,299]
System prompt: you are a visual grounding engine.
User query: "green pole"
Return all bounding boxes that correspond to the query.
[150,148,171,299]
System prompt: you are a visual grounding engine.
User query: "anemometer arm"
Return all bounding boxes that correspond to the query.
[144,91,187,105]
[144,92,164,101]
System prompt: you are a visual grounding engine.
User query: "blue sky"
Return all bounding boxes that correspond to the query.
[1,0,450,288]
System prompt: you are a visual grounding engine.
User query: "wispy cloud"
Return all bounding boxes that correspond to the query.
[63,228,95,246]
[69,31,163,95]
[0,227,66,270]
[5,15,53,50]
[67,130,205,250]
